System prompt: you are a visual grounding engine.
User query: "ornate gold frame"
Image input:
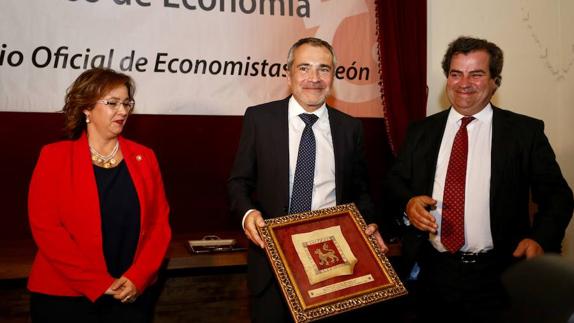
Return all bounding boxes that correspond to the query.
[257,203,407,322]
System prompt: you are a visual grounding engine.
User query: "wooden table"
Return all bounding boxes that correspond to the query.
[0,232,400,280]
[0,233,248,280]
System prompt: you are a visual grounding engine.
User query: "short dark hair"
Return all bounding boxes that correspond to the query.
[441,36,504,87]
[62,68,135,139]
[286,37,337,70]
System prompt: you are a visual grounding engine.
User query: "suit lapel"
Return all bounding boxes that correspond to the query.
[71,133,104,253]
[276,98,291,209]
[490,106,510,208]
[328,107,344,203]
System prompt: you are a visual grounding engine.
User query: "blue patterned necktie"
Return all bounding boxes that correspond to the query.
[289,113,319,214]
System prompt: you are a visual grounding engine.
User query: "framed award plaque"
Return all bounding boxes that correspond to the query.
[257,203,407,322]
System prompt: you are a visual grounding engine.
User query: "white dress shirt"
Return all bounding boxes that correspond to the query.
[287,96,336,211]
[430,104,494,253]
[242,97,336,228]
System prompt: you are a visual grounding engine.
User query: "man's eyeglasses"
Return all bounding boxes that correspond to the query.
[97,99,135,113]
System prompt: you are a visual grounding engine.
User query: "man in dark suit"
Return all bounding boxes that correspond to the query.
[228,37,386,322]
[383,36,573,322]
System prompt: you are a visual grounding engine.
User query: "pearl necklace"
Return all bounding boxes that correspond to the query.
[90,141,119,168]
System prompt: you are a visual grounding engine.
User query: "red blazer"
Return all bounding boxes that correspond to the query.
[27,133,171,302]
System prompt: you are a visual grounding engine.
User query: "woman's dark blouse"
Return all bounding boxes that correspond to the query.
[93,160,140,278]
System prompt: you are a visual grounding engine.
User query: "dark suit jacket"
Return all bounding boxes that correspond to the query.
[228,96,375,294]
[28,133,171,301]
[383,106,573,268]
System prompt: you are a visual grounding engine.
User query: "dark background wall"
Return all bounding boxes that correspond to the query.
[0,111,394,241]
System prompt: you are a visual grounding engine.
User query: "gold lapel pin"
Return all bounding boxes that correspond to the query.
[136,155,143,161]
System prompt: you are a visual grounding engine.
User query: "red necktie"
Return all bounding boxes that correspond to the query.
[442,116,474,253]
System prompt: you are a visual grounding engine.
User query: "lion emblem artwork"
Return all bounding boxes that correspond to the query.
[314,242,340,266]
[292,227,357,284]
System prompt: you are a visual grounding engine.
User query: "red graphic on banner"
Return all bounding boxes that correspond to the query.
[307,240,344,270]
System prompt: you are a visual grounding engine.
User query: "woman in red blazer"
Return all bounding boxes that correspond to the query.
[27,68,171,322]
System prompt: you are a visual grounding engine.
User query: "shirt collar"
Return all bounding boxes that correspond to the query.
[448,103,493,125]
[288,96,327,121]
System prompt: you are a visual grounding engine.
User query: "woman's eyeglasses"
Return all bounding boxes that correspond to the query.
[97,99,135,113]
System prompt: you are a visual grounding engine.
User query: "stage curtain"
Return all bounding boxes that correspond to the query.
[375,0,428,154]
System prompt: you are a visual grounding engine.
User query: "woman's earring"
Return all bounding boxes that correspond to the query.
[85,115,90,124]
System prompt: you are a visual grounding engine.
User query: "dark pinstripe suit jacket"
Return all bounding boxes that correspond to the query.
[228,96,375,294]
[383,105,573,268]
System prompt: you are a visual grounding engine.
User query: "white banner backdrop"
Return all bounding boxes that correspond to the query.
[0,0,383,117]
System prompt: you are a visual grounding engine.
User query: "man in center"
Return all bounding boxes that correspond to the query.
[228,37,386,322]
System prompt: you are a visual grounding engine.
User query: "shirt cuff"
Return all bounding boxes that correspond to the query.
[242,209,258,229]
[402,212,411,226]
